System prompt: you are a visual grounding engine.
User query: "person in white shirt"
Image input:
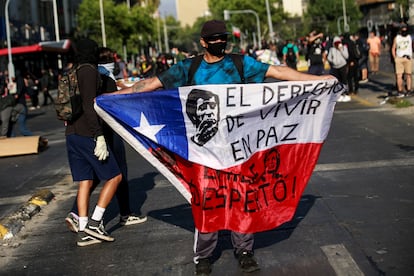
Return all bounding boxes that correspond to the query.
[392,24,413,97]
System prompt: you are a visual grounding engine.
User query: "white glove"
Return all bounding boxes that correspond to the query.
[94,135,109,161]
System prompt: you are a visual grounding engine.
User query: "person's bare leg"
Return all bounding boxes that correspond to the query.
[405,73,411,92]
[396,73,403,92]
[78,180,94,217]
[96,174,122,208]
[362,68,368,80]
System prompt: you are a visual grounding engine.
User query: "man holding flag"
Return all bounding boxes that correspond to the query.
[99,20,339,275]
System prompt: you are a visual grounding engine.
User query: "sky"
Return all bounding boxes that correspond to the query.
[159,0,177,18]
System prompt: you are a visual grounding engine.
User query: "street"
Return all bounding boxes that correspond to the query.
[0,55,414,275]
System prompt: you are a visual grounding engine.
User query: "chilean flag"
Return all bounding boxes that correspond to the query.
[95,79,344,233]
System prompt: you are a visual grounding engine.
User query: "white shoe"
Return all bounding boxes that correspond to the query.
[120,214,147,226]
[379,97,389,105]
[342,95,351,102]
[337,95,345,102]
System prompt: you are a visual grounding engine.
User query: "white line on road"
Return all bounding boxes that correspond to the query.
[321,244,364,276]
[315,158,414,172]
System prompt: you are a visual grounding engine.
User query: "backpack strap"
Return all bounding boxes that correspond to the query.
[228,53,245,84]
[187,55,204,86]
[187,54,245,85]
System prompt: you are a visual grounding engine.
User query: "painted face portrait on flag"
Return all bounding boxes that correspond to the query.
[185,89,220,146]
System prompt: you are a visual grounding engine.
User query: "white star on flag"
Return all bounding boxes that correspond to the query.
[133,113,165,143]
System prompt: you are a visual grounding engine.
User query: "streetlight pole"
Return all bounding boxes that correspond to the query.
[52,0,60,41]
[99,0,107,47]
[342,0,349,33]
[5,0,14,83]
[224,9,261,49]
[163,20,169,53]
[265,0,274,42]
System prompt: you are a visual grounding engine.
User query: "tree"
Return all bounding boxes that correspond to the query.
[208,0,288,44]
[304,0,362,35]
[76,0,156,56]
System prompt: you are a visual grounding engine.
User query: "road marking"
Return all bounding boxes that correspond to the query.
[315,158,414,172]
[321,244,364,276]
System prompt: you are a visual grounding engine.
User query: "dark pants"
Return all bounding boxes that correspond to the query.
[42,89,54,106]
[193,230,254,263]
[330,65,348,85]
[286,61,297,70]
[347,62,359,93]
[28,88,39,107]
[308,64,325,75]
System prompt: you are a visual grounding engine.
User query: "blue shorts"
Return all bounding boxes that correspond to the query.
[66,134,120,182]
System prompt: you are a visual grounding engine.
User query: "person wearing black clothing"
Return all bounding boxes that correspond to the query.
[65,47,147,234]
[343,33,360,94]
[65,38,122,247]
[306,32,326,75]
[355,33,369,83]
[40,69,54,106]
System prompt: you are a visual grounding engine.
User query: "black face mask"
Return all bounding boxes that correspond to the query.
[206,41,227,57]
[401,30,408,36]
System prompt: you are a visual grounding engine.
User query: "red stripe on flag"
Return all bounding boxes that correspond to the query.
[150,142,323,233]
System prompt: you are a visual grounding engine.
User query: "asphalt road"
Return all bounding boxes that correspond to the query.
[0,54,413,275]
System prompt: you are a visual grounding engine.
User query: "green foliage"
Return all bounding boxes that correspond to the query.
[75,0,368,57]
[76,0,156,55]
[208,0,287,42]
[304,0,362,35]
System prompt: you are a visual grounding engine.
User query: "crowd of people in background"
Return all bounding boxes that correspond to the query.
[0,67,57,138]
[1,22,411,138]
[112,24,407,104]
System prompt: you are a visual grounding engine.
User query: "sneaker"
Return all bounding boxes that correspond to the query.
[84,219,114,242]
[195,258,212,275]
[235,250,260,273]
[29,106,36,111]
[120,214,147,226]
[342,95,351,102]
[397,93,405,98]
[337,95,345,102]
[77,231,102,247]
[359,79,368,83]
[379,97,389,105]
[65,212,79,233]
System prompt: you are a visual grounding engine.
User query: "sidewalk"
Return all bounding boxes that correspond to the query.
[347,70,414,114]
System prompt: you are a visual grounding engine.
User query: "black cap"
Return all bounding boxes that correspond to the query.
[201,20,229,38]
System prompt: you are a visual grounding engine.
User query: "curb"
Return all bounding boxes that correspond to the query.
[0,189,55,240]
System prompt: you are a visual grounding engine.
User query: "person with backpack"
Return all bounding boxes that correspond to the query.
[64,47,147,236]
[282,39,300,69]
[64,38,122,246]
[107,19,335,275]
